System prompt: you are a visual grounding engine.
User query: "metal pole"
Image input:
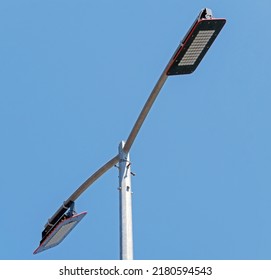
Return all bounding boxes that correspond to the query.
[118,141,133,260]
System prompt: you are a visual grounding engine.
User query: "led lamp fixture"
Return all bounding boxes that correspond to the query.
[167,8,226,75]
[33,211,87,254]
[33,7,226,258]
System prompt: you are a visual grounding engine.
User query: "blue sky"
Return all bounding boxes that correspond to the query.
[1,1,271,260]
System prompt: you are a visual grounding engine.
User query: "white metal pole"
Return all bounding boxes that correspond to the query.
[118,141,133,260]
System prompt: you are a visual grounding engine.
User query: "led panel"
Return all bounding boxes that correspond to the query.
[33,211,87,254]
[167,18,226,75]
[178,30,215,66]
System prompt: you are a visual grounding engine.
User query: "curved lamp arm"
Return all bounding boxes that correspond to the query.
[44,155,119,231]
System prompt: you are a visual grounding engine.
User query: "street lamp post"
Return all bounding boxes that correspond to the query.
[34,8,226,259]
[118,141,133,260]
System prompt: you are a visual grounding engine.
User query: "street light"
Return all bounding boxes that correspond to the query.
[34,8,226,258]
[34,203,87,254]
[167,8,226,75]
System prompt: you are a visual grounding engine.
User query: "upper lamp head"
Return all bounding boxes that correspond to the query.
[167,8,226,75]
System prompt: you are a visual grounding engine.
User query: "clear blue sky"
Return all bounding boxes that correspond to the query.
[1,1,271,260]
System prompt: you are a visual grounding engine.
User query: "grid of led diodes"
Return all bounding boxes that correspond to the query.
[44,220,78,249]
[178,30,215,66]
